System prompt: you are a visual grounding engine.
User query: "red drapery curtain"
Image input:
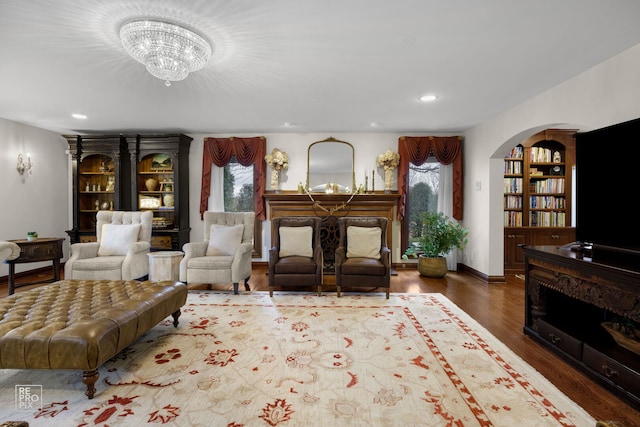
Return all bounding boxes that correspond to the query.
[397,136,463,221]
[200,137,266,220]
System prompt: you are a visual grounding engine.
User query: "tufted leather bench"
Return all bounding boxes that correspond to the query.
[0,279,187,399]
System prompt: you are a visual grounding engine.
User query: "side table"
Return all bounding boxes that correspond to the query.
[4,237,64,295]
[148,251,184,282]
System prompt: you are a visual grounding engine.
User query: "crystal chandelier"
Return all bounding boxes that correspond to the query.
[120,20,212,86]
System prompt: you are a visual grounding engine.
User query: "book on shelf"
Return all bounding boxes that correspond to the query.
[530,178,564,193]
[529,211,566,227]
[530,146,553,163]
[504,159,522,175]
[152,217,174,229]
[504,211,523,227]
[530,195,566,209]
[504,177,523,193]
[506,145,523,159]
[504,195,523,209]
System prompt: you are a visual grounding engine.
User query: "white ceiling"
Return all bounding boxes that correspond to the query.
[2,0,640,136]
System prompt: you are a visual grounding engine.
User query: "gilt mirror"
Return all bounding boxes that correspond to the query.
[306,137,355,193]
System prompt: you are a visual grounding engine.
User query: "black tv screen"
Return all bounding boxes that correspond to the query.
[575,117,640,254]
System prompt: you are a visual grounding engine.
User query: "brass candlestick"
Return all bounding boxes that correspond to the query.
[371,169,375,192]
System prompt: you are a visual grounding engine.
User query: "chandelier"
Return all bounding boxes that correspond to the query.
[120,20,212,86]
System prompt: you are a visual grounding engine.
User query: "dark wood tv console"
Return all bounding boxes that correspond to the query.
[522,245,640,408]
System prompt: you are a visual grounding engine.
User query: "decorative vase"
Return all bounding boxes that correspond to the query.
[270,169,280,190]
[418,256,448,278]
[145,178,158,191]
[384,168,395,193]
[163,194,175,207]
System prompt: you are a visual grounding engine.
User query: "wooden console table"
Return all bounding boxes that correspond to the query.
[522,244,640,408]
[4,237,64,295]
[265,192,399,272]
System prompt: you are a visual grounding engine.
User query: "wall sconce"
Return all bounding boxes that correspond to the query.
[17,153,32,175]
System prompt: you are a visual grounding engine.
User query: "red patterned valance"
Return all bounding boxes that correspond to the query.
[200,137,267,220]
[397,136,463,220]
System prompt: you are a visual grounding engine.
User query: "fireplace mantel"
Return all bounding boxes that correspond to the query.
[264,191,400,270]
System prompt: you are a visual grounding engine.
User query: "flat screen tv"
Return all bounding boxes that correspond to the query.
[575,117,640,262]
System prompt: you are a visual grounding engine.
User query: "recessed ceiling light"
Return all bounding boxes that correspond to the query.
[370,122,379,128]
[72,113,87,119]
[283,122,295,128]
[419,94,437,102]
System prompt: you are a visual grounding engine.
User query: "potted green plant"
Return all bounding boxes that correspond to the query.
[407,212,468,277]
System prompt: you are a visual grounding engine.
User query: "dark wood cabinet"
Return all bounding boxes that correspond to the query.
[504,227,576,274]
[523,245,640,409]
[66,133,191,250]
[65,134,131,243]
[532,227,576,246]
[504,227,528,272]
[504,129,576,273]
[129,134,192,251]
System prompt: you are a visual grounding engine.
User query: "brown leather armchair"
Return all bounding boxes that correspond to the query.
[269,216,323,296]
[335,216,390,298]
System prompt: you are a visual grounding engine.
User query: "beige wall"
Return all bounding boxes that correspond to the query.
[0,118,69,277]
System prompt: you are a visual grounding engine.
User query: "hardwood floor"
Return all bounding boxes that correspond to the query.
[2,265,639,425]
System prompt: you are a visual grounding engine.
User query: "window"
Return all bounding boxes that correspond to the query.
[398,135,462,264]
[223,156,254,212]
[405,159,440,251]
[201,136,266,258]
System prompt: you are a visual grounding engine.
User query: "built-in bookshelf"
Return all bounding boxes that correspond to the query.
[527,143,567,227]
[504,145,524,227]
[503,129,576,273]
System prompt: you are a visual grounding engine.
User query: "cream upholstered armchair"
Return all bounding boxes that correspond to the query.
[180,211,255,294]
[335,216,391,298]
[0,241,20,263]
[65,211,153,281]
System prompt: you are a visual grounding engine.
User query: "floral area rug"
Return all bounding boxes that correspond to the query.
[0,291,595,426]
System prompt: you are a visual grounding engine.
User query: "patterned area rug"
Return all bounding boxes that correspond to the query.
[0,291,595,426]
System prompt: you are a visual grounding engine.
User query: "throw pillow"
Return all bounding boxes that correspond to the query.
[206,224,244,256]
[279,226,313,257]
[346,226,381,259]
[98,223,141,256]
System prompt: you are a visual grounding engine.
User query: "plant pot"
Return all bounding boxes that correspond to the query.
[418,255,448,278]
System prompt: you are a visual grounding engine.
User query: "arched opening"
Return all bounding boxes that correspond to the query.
[490,124,587,276]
